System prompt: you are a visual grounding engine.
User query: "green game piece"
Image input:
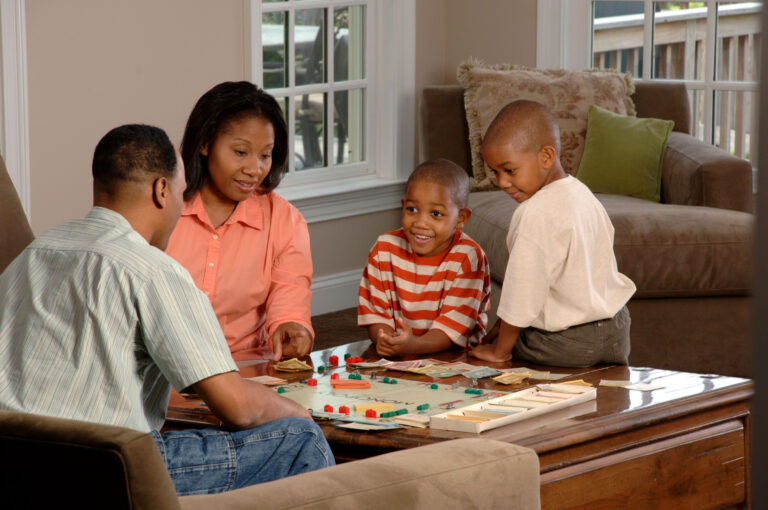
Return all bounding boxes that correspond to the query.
[344,353,352,360]
[430,384,439,390]
[396,408,408,415]
[417,403,430,411]
[317,365,325,372]
[349,374,361,380]
[277,387,286,394]
[382,377,390,383]
[381,412,392,418]
[390,379,397,385]
[464,388,474,394]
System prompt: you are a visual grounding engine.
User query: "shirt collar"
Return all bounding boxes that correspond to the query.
[183,192,264,231]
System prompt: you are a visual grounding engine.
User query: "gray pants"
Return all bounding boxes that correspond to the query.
[512,306,631,368]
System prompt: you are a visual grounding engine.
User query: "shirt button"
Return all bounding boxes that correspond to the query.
[208,262,214,267]
[212,235,219,240]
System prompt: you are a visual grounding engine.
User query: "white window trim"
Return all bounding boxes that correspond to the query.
[0,0,30,221]
[537,0,592,69]
[245,0,414,224]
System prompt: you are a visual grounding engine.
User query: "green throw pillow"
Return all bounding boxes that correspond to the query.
[576,104,674,202]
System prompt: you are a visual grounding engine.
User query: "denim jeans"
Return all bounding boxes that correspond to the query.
[151,417,335,496]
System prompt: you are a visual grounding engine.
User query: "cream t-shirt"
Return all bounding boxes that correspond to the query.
[497,176,636,331]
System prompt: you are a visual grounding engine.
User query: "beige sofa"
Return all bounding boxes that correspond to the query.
[0,410,540,509]
[420,81,753,377]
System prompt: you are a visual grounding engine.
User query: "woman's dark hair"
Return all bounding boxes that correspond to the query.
[180,81,288,201]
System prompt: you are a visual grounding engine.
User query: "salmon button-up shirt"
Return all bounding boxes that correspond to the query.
[166,191,314,360]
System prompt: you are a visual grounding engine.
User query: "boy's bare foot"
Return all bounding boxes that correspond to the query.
[469,344,512,363]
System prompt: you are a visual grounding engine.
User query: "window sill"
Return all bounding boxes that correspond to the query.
[277,175,406,223]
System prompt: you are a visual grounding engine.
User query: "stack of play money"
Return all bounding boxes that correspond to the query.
[492,371,530,385]
[274,358,313,372]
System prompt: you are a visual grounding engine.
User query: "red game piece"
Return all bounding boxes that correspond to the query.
[365,409,377,418]
[329,355,339,365]
[324,404,333,413]
[307,378,318,386]
[330,373,340,380]
[346,356,363,364]
[339,405,350,415]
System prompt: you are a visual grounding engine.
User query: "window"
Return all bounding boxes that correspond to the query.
[591,1,761,164]
[248,0,415,222]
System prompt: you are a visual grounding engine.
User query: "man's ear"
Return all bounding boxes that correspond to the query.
[152,176,169,209]
[456,208,472,230]
[538,145,556,169]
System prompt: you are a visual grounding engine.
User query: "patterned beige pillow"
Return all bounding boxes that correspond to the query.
[457,60,636,191]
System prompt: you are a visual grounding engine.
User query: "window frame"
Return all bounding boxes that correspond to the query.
[246,0,415,223]
[537,0,760,164]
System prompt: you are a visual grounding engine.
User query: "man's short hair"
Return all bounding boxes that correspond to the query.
[92,124,177,195]
[407,158,470,209]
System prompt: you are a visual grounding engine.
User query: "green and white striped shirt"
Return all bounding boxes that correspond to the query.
[0,207,237,432]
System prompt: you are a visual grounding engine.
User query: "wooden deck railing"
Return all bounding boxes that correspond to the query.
[593,3,760,163]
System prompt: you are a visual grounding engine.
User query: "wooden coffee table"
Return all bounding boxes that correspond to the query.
[165,340,752,510]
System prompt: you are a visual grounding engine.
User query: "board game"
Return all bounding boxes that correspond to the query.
[273,372,510,427]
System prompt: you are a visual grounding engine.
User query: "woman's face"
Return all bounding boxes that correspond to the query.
[202,115,275,204]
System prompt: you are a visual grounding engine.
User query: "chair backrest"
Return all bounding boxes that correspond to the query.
[0,410,181,510]
[0,154,34,273]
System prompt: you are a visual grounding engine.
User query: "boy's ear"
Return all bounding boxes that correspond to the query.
[152,176,169,209]
[456,208,472,230]
[538,145,557,169]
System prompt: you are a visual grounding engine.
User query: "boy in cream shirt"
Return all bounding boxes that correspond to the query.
[471,100,636,366]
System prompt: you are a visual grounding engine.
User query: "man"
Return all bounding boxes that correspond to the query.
[0,124,334,495]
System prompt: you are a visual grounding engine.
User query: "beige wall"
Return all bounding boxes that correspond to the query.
[25,0,537,286]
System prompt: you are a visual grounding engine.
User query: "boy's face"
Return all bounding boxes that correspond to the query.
[482,142,557,203]
[401,180,470,257]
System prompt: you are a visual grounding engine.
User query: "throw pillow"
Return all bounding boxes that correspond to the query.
[457,59,636,190]
[577,104,673,203]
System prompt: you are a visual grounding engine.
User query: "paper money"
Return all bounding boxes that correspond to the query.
[274,357,313,372]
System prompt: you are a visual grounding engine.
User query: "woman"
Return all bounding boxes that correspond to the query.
[166,81,313,361]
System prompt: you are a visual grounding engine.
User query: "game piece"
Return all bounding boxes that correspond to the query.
[416,403,430,411]
[349,373,361,380]
[390,379,398,385]
[370,371,377,380]
[307,378,318,386]
[317,365,325,373]
[338,405,350,415]
[396,408,408,415]
[382,377,390,383]
[329,355,339,365]
[330,373,340,380]
[430,384,439,390]
[324,404,334,412]
[344,353,352,360]
[365,409,377,418]
[277,387,286,394]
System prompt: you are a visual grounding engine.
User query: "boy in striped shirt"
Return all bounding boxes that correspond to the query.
[358,159,492,356]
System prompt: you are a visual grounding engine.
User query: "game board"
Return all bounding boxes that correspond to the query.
[274,373,509,427]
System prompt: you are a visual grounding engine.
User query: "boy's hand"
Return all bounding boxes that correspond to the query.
[376,318,415,356]
[470,343,512,363]
[271,322,313,360]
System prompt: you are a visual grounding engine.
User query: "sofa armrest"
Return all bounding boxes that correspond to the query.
[662,131,753,213]
[179,438,540,510]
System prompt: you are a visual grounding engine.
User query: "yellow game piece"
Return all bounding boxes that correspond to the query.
[353,403,395,413]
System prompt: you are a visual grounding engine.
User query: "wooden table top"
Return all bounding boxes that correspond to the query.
[166,339,753,461]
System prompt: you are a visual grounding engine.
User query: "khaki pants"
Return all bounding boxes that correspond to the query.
[512,306,631,368]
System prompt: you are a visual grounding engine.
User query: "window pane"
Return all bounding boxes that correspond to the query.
[714,89,758,163]
[334,88,365,164]
[295,9,326,86]
[652,2,707,80]
[334,6,366,81]
[295,93,326,170]
[262,11,287,89]
[688,88,707,141]
[715,2,761,81]
[592,1,645,78]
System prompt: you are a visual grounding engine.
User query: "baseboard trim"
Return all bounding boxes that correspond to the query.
[311,268,362,316]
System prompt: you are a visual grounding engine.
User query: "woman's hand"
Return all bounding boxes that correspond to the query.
[271,322,313,360]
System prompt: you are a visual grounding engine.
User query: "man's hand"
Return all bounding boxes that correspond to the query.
[375,318,415,357]
[469,343,512,363]
[271,322,313,361]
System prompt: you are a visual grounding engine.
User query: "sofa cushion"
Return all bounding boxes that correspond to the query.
[466,191,752,298]
[577,104,673,202]
[456,60,635,190]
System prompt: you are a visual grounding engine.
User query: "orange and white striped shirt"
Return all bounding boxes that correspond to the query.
[357,229,491,347]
